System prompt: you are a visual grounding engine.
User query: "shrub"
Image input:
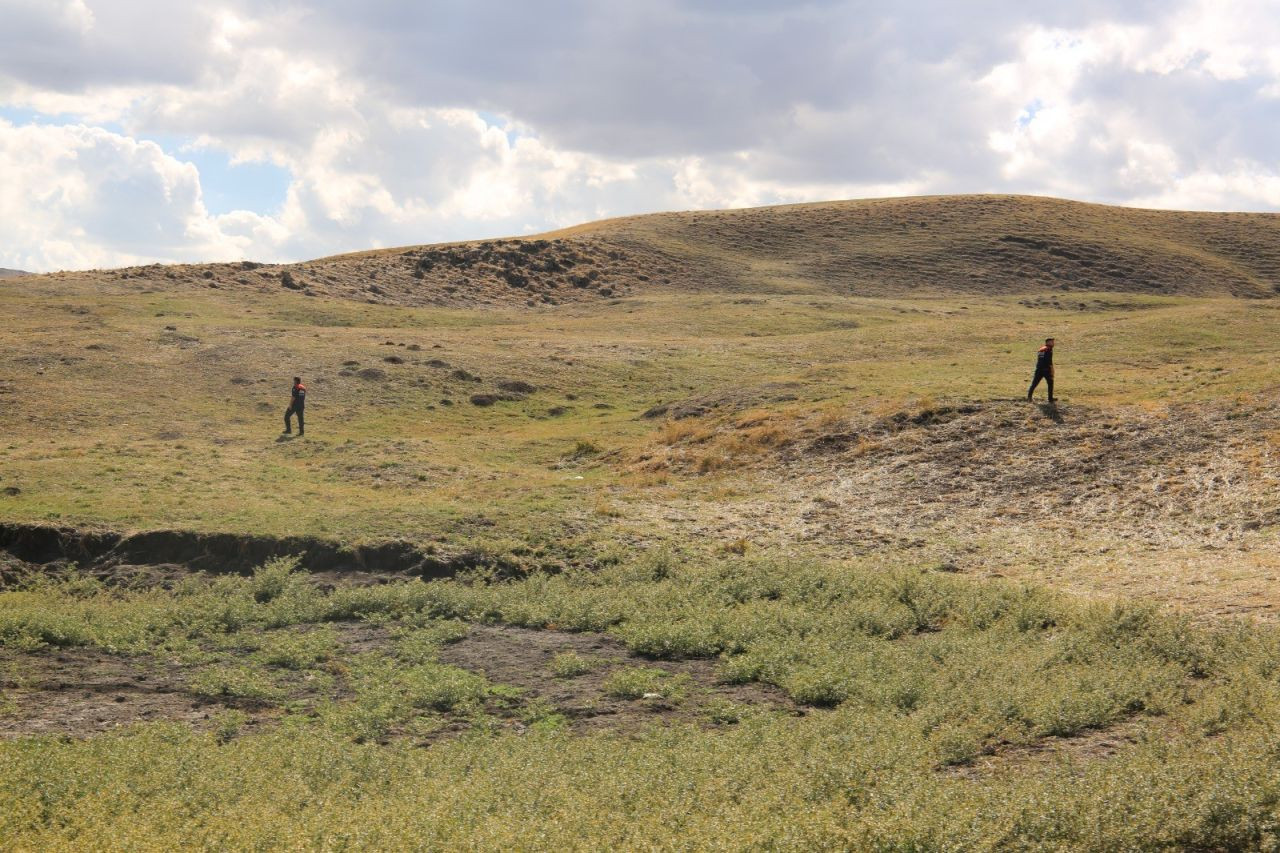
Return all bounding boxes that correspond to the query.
[250,556,304,604]
[399,663,489,713]
[393,620,469,664]
[212,710,249,744]
[253,627,337,670]
[602,667,688,700]
[550,652,595,678]
[613,619,723,659]
[783,667,850,707]
[188,666,283,702]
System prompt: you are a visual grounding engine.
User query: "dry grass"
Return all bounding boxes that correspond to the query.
[641,408,810,473]
[592,498,624,518]
[545,193,1280,299]
[5,195,1280,617]
[30,195,1280,313]
[624,393,1280,619]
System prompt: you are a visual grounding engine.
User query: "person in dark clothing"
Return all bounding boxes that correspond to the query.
[1027,338,1055,402]
[283,376,306,435]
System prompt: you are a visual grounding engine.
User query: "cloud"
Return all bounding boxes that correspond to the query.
[981,4,1280,209]
[0,0,214,91]
[0,118,281,270]
[1,0,1278,269]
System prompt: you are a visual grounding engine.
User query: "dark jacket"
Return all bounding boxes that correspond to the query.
[1035,346,1053,375]
[291,382,306,408]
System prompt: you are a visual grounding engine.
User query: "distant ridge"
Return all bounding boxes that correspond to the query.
[0,268,31,279]
[28,195,1280,306]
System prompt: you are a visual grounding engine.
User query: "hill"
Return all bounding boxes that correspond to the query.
[0,269,30,279]
[30,195,1280,306]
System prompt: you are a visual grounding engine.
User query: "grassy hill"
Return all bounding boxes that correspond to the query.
[35,195,1280,308]
[548,194,1280,298]
[4,195,1280,848]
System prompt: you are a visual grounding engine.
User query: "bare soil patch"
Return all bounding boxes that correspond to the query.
[627,395,1280,618]
[788,397,1280,542]
[0,647,276,739]
[437,624,797,735]
[0,622,795,740]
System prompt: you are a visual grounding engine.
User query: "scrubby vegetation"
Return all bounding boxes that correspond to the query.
[4,554,1280,846]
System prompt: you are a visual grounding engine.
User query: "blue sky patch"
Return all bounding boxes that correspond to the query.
[477,110,521,146]
[1017,99,1045,127]
[151,138,293,216]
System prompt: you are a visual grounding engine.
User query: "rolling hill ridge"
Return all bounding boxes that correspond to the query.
[30,194,1280,307]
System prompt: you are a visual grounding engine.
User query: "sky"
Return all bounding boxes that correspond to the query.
[2,0,1278,272]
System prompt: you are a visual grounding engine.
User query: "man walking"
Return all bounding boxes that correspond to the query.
[284,376,306,436]
[1027,338,1055,402]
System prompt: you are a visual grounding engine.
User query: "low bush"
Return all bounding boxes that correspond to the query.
[549,652,595,678]
[602,667,689,700]
[188,665,284,702]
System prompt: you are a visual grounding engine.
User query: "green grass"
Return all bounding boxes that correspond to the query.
[549,651,595,678]
[8,711,1280,850]
[3,273,1277,552]
[188,665,287,702]
[5,553,1280,847]
[602,666,689,700]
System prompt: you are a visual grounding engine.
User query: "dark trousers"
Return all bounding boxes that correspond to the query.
[284,404,304,434]
[1028,370,1054,400]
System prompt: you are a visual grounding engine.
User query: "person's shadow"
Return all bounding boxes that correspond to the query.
[1036,401,1064,423]
[276,433,296,443]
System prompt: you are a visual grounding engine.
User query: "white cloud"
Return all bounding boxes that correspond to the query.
[1126,167,1280,210]
[0,118,273,270]
[2,0,1279,269]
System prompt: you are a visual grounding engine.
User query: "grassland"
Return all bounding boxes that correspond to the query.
[3,195,1280,849]
[2,273,1277,610]
[5,555,1280,848]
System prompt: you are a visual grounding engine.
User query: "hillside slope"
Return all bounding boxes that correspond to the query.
[29,195,1280,305]
[578,194,1280,299]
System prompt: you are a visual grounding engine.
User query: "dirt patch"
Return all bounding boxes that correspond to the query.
[803,398,1280,536]
[0,647,275,739]
[0,623,796,740]
[0,623,391,739]
[642,396,1280,541]
[437,624,796,734]
[623,395,1280,619]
